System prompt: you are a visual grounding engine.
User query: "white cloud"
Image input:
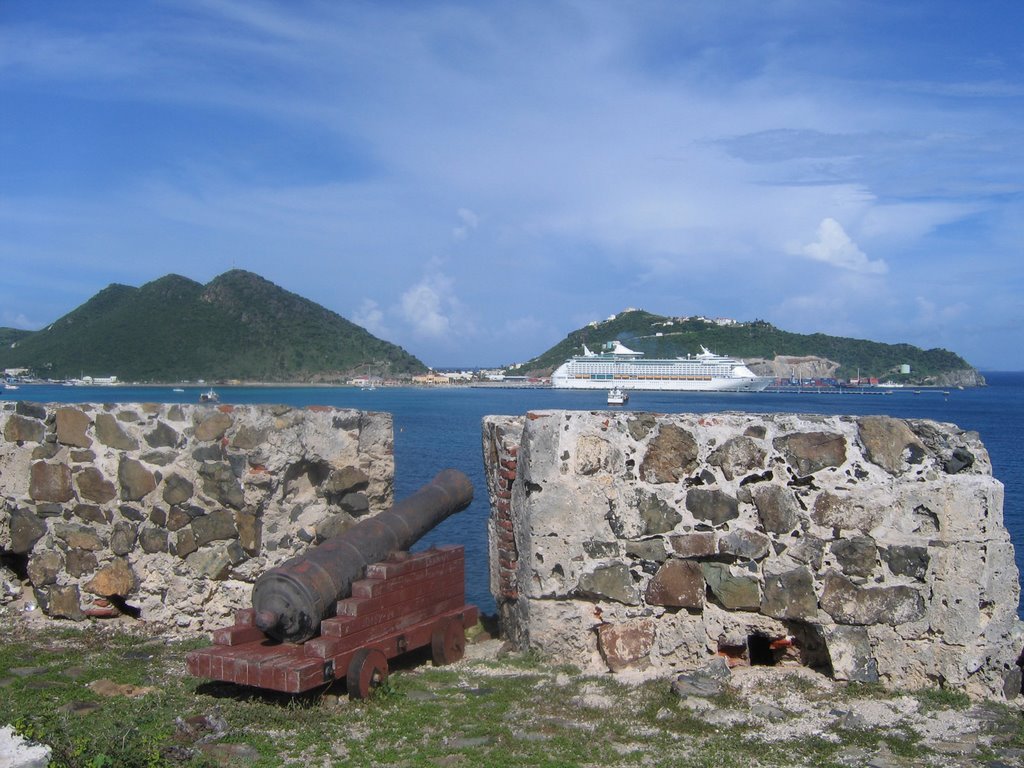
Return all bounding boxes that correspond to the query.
[453,208,480,240]
[400,275,453,339]
[352,298,387,337]
[800,218,888,274]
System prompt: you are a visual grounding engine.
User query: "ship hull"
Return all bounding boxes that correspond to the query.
[551,376,770,392]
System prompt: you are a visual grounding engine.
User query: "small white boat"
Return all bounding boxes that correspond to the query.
[172,388,185,393]
[199,388,219,403]
[607,387,628,405]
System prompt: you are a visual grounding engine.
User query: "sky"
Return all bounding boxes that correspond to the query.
[1,1,1022,369]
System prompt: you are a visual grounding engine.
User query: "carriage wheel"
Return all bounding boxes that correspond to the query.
[431,617,466,666]
[347,648,388,700]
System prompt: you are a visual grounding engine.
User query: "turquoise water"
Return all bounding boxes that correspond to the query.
[5,372,1023,615]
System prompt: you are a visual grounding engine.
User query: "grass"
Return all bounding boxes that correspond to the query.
[1,615,1022,768]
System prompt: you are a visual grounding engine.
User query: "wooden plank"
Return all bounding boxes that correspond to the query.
[364,546,462,579]
[338,569,464,616]
[351,558,464,600]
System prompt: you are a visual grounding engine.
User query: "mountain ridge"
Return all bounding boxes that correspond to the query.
[512,309,983,387]
[0,270,426,382]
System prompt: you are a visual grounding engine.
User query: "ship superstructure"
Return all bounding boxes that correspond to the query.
[550,341,770,392]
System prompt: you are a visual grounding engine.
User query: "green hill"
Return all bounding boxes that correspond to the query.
[514,310,982,386]
[0,270,426,382]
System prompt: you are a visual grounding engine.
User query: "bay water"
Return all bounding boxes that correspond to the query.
[6,372,1023,616]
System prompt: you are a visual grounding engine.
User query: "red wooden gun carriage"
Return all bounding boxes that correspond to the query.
[187,469,478,699]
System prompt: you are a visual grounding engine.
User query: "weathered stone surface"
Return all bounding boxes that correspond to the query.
[161,473,194,506]
[44,584,85,621]
[4,414,45,443]
[626,413,658,442]
[75,467,117,503]
[55,523,102,551]
[110,521,138,556]
[703,562,760,610]
[65,549,98,577]
[858,416,926,475]
[175,528,198,558]
[193,411,233,442]
[231,424,268,450]
[0,402,394,636]
[577,562,639,605]
[235,511,261,554]
[761,567,818,620]
[669,531,717,558]
[198,462,244,509]
[55,407,92,448]
[575,434,612,475]
[27,550,62,585]
[185,546,232,580]
[84,559,136,597]
[718,529,770,561]
[812,491,883,532]
[324,465,369,496]
[144,421,181,449]
[9,508,48,553]
[637,491,681,535]
[624,539,667,563]
[671,657,731,697]
[94,413,139,450]
[339,492,369,516]
[831,536,877,578]
[118,457,156,501]
[645,559,704,608]
[73,503,107,524]
[820,571,925,626]
[753,484,801,533]
[640,424,698,483]
[881,544,929,580]
[708,436,766,481]
[30,461,74,502]
[685,488,739,526]
[825,625,879,683]
[191,509,237,546]
[597,618,657,672]
[774,431,847,476]
[139,527,169,554]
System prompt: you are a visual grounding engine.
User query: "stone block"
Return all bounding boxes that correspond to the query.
[4,414,45,443]
[29,461,74,502]
[761,567,817,621]
[118,457,157,501]
[55,407,92,448]
[774,431,846,476]
[685,488,739,526]
[76,466,116,504]
[577,562,639,605]
[703,562,760,610]
[94,413,139,450]
[597,618,657,672]
[645,559,704,609]
[639,423,699,483]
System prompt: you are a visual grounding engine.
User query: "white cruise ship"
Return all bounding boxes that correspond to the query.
[551,341,770,392]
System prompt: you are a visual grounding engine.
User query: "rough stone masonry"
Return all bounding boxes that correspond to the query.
[0,401,393,632]
[483,410,1024,699]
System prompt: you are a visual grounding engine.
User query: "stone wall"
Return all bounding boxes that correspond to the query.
[482,409,1024,699]
[0,401,393,632]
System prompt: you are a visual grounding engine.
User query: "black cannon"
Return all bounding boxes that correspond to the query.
[253,467,473,643]
[187,468,477,696]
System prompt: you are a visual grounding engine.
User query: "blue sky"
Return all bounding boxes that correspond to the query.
[2,1,1022,369]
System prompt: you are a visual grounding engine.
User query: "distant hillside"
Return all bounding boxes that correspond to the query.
[0,270,426,382]
[514,310,983,386]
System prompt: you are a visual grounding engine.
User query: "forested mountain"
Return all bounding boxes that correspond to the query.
[514,310,982,386]
[0,270,425,382]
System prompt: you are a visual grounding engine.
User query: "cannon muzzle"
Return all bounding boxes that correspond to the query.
[251,468,473,643]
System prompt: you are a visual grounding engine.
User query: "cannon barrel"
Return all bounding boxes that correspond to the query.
[252,468,473,642]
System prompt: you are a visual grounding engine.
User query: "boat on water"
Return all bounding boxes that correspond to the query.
[607,387,628,405]
[551,341,770,392]
[199,389,219,403]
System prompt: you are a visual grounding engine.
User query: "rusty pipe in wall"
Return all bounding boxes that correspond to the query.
[251,468,473,643]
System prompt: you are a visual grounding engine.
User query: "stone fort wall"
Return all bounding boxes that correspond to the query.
[483,409,1023,699]
[0,401,393,632]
